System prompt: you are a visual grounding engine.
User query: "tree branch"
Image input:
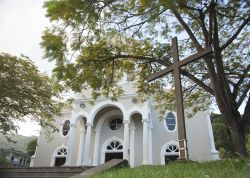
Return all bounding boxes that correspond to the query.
[237,81,250,109]
[199,12,209,46]
[106,54,168,66]
[181,4,202,12]
[181,70,214,95]
[220,15,250,51]
[208,3,213,45]
[233,64,250,99]
[172,9,203,51]
[100,53,214,95]
[123,9,166,31]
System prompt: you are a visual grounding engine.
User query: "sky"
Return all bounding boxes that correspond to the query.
[0,0,54,136]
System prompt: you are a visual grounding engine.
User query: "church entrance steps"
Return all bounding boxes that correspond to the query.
[0,166,93,178]
[72,159,128,178]
[0,159,128,178]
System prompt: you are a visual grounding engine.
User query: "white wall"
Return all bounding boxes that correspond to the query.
[33,94,216,167]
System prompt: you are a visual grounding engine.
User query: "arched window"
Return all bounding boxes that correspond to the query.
[62,120,70,136]
[161,141,179,165]
[166,144,179,153]
[164,144,179,164]
[106,141,123,151]
[109,118,123,130]
[104,140,123,162]
[164,112,176,132]
[54,147,67,166]
[57,148,67,156]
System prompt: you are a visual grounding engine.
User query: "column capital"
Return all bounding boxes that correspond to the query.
[86,123,93,127]
[123,120,130,124]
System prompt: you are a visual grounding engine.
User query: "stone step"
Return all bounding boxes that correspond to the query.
[0,166,94,178]
[72,159,128,178]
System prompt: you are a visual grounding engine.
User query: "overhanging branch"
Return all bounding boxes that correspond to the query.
[220,16,250,51]
[181,70,214,95]
[237,82,250,109]
[233,64,250,99]
[172,9,203,51]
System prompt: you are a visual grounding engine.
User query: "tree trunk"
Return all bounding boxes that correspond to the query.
[209,3,247,157]
[221,111,247,156]
[173,1,249,157]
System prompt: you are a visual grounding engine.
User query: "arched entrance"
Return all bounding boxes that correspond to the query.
[161,141,179,165]
[50,146,67,167]
[92,105,125,165]
[105,140,123,162]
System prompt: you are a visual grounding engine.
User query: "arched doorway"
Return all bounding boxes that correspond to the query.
[101,137,123,163]
[161,141,179,165]
[92,105,124,165]
[105,140,123,162]
[51,146,67,167]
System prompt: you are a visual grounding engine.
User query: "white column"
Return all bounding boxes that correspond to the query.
[65,123,77,166]
[147,100,153,164]
[149,125,153,164]
[93,129,101,166]
[205,112,219,160]
[123,120,130,161]
[83,123,93,165]
[129,127,135,167]
[142,119,149,164]
[77,128,86,166]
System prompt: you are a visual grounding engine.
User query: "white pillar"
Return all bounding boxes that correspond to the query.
[146,99,153,165]
[65,123,77,166]
[77,128,86,166]
[129,127,135,167]
[149,125,153,164]
[205,112,219,160]
[123,120,130,161]
[93,129,101,166]
[83,123,93,165]
[142,119,149,164]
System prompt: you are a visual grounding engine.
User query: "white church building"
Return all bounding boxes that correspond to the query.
[31,78,219,167]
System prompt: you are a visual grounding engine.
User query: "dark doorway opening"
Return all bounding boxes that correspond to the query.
[165,155,179,164]
[105,152,123,162]
[55,157,66,166]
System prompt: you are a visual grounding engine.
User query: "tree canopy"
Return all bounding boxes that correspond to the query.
[41,0,249,156]
[26,138,38,156]
[0,53,62,137]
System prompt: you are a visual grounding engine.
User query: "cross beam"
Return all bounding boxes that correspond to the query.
[147,45,212,82]
[147,37,213,160]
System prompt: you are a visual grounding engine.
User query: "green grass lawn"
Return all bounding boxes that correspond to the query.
[90,159,250,178]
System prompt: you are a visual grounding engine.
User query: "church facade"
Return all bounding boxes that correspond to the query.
[31,80,219,167]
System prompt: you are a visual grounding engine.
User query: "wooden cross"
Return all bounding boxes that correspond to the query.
[147,37,213,160]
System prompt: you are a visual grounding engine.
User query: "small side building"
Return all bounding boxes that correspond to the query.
[0,148,30,167]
